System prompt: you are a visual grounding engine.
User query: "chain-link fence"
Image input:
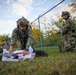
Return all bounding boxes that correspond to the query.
[31,0,65,50]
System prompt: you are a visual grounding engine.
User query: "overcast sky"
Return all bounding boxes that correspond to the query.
[0,0,73,35]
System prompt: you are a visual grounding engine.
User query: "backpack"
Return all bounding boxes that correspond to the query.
[34,50,48,57]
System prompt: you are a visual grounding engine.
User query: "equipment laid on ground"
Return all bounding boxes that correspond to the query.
[2,46,35,62]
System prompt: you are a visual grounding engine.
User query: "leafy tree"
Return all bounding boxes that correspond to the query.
[33,28,40,45]
[0,35,3,44]
[2,34,11,42]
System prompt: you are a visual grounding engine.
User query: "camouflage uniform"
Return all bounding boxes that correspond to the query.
[59,11,76,52]
[1,39,9,49]
[10,17,34,50]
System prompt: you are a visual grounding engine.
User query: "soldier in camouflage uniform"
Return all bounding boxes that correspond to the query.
[9,17,34,55]
[58,11,76,52]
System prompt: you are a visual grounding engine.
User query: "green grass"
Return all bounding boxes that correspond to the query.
[0,46,76,75]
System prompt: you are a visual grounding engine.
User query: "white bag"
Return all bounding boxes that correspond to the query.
[2,46,35,62]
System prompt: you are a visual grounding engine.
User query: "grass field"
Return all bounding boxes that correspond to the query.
[0,46,76,75]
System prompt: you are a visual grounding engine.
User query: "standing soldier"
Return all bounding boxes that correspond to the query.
[9,17,34,55]
[58,11,76,52]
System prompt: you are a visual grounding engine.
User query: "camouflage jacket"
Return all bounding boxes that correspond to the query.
[10,25,34,50]
[61,18,76,37]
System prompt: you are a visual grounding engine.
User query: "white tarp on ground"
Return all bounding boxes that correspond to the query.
[2,46,35,62]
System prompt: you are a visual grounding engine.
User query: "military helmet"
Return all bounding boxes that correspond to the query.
[61,11,70,17]
[17,17,29,27]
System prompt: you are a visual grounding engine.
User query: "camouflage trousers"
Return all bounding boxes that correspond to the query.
[59,37,76,52]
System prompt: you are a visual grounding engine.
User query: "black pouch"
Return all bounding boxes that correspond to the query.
[35,50,48,57]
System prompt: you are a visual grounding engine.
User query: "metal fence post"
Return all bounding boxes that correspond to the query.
[38,15,43,50]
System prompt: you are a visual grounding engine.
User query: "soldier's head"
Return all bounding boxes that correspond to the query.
[61,11,70,20]
[17,17,29,31]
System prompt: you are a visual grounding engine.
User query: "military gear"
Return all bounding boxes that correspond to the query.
[17,17,29,27]
[35,50,48,57]
[10,25,34,50]
[61,11,70,17]
[59,17,76,52]
[18,32,28,49]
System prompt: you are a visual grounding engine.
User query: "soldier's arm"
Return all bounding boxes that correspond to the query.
[9,28,18,52]
[11,29,18,47]
[26,26,34,50]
